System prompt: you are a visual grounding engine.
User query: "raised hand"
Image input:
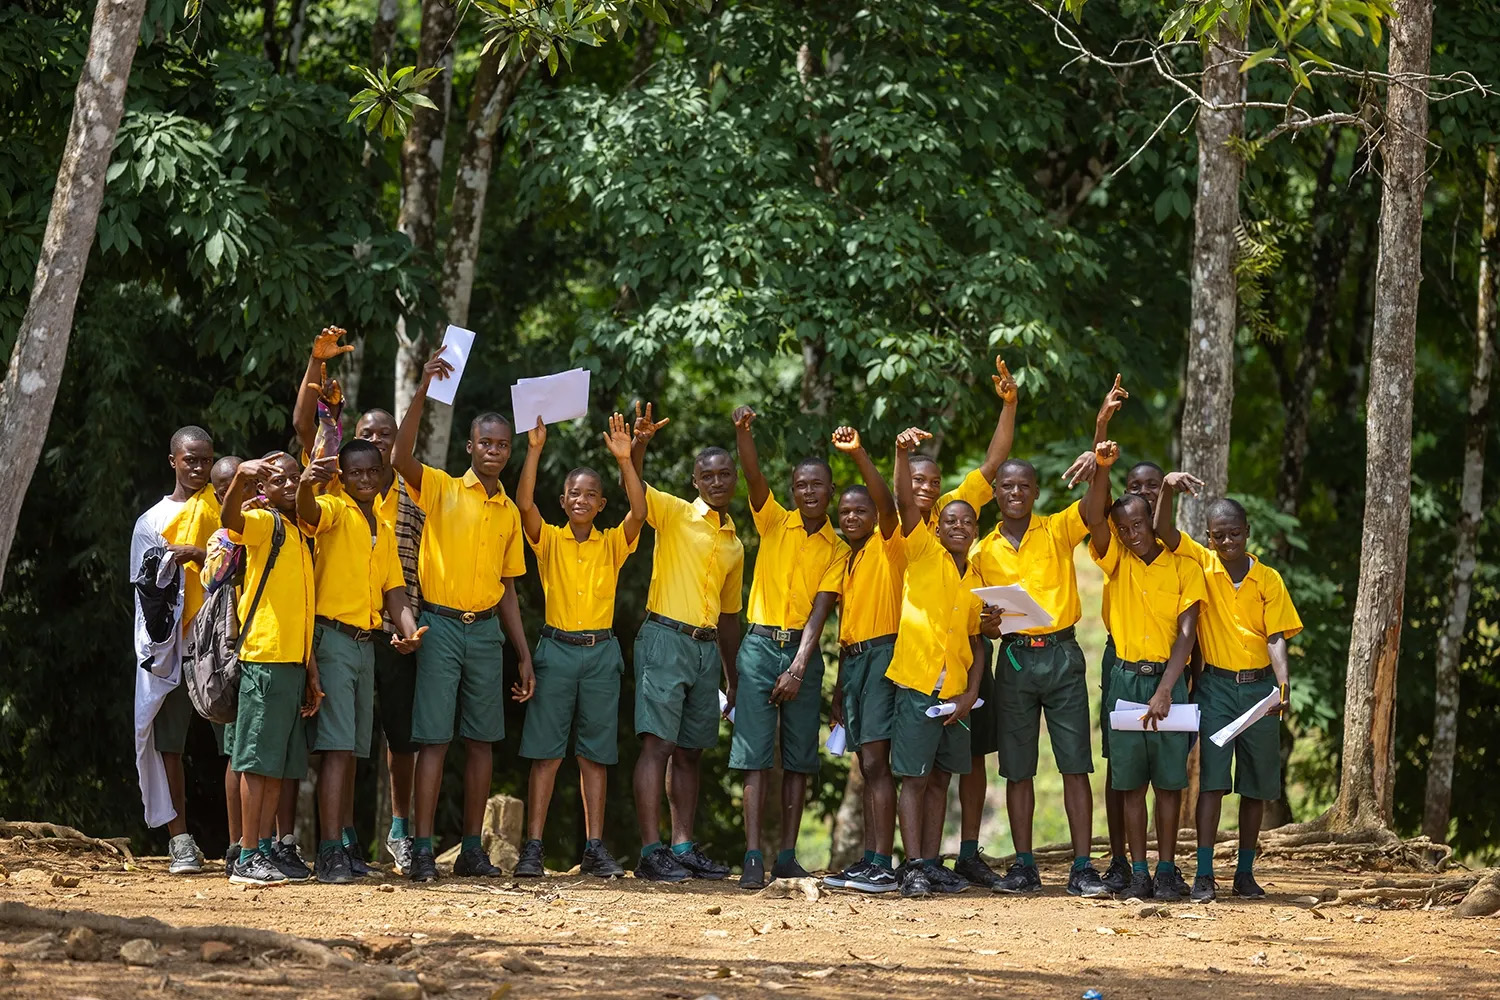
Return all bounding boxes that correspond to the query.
[390,625,428,655]
[1095,439,1120,469]
[895,426,932,452]
[300,455,338,486]
[831,426,862,453]
[312,326,354,361]
[421,348,454,387]
[307,362,344,406]
[631,400,670,444]
[528,415,547,450]
[1063,449,1098,489]
[992,357,1018,404]
[602,411,633,459]
[1098,373,1129,424]
[1163,471,1205,496]
[731,405,757,431]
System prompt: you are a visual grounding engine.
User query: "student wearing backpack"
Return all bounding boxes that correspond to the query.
[219,452,322,886]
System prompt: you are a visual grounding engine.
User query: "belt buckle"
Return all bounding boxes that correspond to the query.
[1140,662,1158,676]
[1028,637,1046,648]
[583,633,597,647]
[460,611,477,625]
[773,628,792,644]
[355,628,371,643]
[1236,670,1255,685]
[692,626,715,641]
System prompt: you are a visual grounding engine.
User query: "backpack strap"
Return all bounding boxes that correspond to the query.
[232,511,288,655]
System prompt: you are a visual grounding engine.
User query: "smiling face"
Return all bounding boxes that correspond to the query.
[355,410,397,467]
[838,488,876,544]
[937,500,978,556]
[170,437,213,495]
[994,462,1039,521]
[791,461,833,521]
[340,447,384,503]
[1125,463,1164,514]
[560,469,607,527]
[1207,510,1249,563]
[909,456,943,516]
[693,452,738,510]
[468,418,513,480]
[1110,495,1158,559]
[259,454,301,513]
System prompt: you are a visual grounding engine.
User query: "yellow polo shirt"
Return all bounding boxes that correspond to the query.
[529,522,638,631]
[887,521,981,698]
[1094,539,1207,664]
[301,449,402,526]
[971,500,1089,635]
[746,492,849,629]
[1172,533,1303,671]
[644,485,744,629]
[161,484,221,635]
[839,529,907,645]
[409,466,525,613]
[926,467,992,527]
[306,493,405,630]
[227,509,315,664]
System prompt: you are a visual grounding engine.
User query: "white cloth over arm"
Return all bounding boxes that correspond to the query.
[132,497,185,830]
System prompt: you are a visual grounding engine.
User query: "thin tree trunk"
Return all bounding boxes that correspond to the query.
[1422,146,1497,844]
[371,0,399,67]
[1176,26,1244,540]
[629,18,659,85]
[1327,0,1432,832]
[262,0,282,69]
[284,0,309,74]
[0,0,148,591]
[341,334,366,414]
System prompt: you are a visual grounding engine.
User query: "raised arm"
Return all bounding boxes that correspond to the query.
[1154,471,1204,550]
[629,401,670,479]
[976,357,1019,482]
[515,417,547,544]
[295,457,337,529]
[1145,604,1200,727]
[1085,440,1118,558]
[893,427,931,536]
[732,405,769,511]
[292,327,354,456]
[392,349,452,492]
[603,412,647,543]
[833,426,897,539]
[1094,373,1129,445]
[219,459,267,534]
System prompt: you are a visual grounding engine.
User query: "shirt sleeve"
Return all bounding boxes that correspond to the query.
[526,521,554,560]
[816,542,849,596]
[750,489,787,535]
[1260,566,1304,640]
[1050,499,1090,549]
[947,467,993,513]
[408,464,449,513]
[645,484,683,530]
[228,507,273,547]
[905,520,936,562]
[500,504,527,579]
[1177,558,1209,613]
[605,525,639,569]
[1172,531,1213,567]
[1091,534,1122,578]
[720,545,745,616]
[309,494,340,536]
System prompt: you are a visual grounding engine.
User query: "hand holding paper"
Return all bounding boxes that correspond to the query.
[925,697,986,719]
[718,689,736,724]
[1109,698,1200,732]
[1209,687,1282,747]
[512,368,591,431]
[825,724,847,756]
[970,585,1055,635]
[427,325,475,406]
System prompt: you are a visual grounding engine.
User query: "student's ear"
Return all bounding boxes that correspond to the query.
[557,491,567,511]
[466,439,474,456]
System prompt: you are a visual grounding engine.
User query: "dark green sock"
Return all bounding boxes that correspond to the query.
[641,841,662,860]
[1237,848,1256,875]
[959,839,979,860]
[319,839,341,854]
[341,826,358,850]
[1072,856,1089,872]
[671,841,693,856]
[744,849,764,863]
[1112,853,1127,867]
[586,838,603,850]
[238,846,255,863]
[414,836,433,853]
[1196,846,1215,878]
[461,834,482,852]
[1132,860,1149,875]
[258,837,274,855]
[1157,860,1178,876]
[775,849,795,865]
[874,853,893,871]
[863,849,876,864]
[1017,851,1036,869]
[389,816,408,840]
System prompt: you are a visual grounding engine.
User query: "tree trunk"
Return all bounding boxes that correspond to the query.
[828,755,865,873]
[0,0,148,592]
[1422,147,1497,844]
[1176,26,1244,540]
[284,0,309,73]
[371,0,399,67]
[1327,0,1432,832]
[262,0,281,69]
[393,0,456,454]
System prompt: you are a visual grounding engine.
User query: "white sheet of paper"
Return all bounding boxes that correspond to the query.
[1109,702,1201,732]
[826,724,848,756]
[427,325,476,406]
[1209,687,1281,747]
[511,368,591,431]
[970,584,1055,634]
[718,689,736,724]
[925,697,987,719]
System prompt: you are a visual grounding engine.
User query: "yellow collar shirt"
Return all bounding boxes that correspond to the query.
[972,499,1090,635]
[644,485,745,629]
[161,484,221,635]
[408,466,526,613]
[300,450,402,527]
[227,508,315,664]
[1094,538,1208,664]
[926,467,993,527]
[529,522,638,632]
[887,521,982,699]
[305,493,405,630]
[747,492,849,629]
[1172,533,1303,671]
[839,529,907,646]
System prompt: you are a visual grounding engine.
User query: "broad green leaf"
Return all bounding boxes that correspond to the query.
[1239,46,1277,73]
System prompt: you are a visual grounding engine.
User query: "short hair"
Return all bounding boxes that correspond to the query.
[793,456,832,481]
[1110,493,1151,518]
[564,466,604,491]
[840,483,872,503]
[908,453,940,473]
[170,425,212,453]
[339,439,382,466]
[210,456,242,478]
[470,411,512,438]
[1207,497,1248,527]
[939,498,976,519]
[995,457,1037,482]
[357,408,396,428]
[695,446,733,467]
[1127,461,1165,480]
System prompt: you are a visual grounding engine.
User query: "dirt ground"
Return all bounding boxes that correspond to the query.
[2,844,1498,1000]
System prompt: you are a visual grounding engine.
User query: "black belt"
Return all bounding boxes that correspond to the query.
[749,623,803,646]
[316,616,375,643]
[1118,658,1168,677]
[1207,664,1271,684]
[422,601,499,624]
[841,634,897,655]
[645,611,718,642]
[1000,624,1077,647]
[540,624,615,647]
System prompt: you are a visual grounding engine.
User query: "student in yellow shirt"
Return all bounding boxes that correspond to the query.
[1153,485,1302,902]
[205,455,244,877]
[627,403,743,883]
[728,406,849,889]
[220,453,321,887]
[297,440,426,884]
[823,426,904,894]
[512,413,645,880]
[887,427,986,899]
[392,351,535,884]
[1085,442,1207,901]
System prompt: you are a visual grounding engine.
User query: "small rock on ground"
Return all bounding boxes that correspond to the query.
[64,927,101,962]
[119,938,158,966]
[374,982,422,1000]
[200,941,234,963]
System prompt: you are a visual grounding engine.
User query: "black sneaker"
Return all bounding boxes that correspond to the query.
[1154,867,1190,902]
[770,856,810,880]
[992,862,1042,894]
[924,862,970,893]
[514,839,545,877]
[1191,874,1217,903]
[899,864,933,898]
[846,865,899,894]
[453,845,501,877]
[1067,864,1110,898]
[1101,856,1131,893]
[269,838,313,882]
[580,841,624,878]
[386,834,413,875]
[1120,869,1154,900]
[316,843,355,884]
[223,844,240,881]
[739,854,767,890]
[1231,871,1266,899]
[343,841,372,877]
[634,846,690,883]
[230,851,288,886]
[954,853,1001,889]
[823,859,870,889]
[675,844,730,880]
[408,844,439,883]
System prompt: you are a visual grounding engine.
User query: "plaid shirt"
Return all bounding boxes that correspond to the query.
[381,476,425,633]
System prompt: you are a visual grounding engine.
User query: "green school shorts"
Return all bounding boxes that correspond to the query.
[153,682,194,755]
[889,685,971,779]
[730,632,825,775]
[230,661,309,779]
[840,641,897,750]
[995,632,1093,780]
[1198,667,1281,801]
[633,619,723,751]
[411,611,507,745]
[520,634,623,765]
[968,636,999,757]
[374,634,420,754]
[309,625,376,757]
[1106,663,1189,792]
[1099,633,1118,759]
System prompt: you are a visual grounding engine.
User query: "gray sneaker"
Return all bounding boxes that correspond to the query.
[230,851,288,886]
[386,834,413,875]
[168,833,204,874]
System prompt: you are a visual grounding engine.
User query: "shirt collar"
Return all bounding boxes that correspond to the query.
[784,504,836,543]
[461,468,511,505]
[558,523,604,543]
[691,496,735,531]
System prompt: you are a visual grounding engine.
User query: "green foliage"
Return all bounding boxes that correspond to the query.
[347,63,441,139]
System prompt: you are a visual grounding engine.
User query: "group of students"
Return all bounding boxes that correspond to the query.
[133,334,1300,901]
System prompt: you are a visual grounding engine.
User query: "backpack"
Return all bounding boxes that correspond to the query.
[182,511,286,724]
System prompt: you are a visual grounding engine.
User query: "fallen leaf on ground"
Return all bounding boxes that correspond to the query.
[703,930,729,938]
[797,968,836,979]
[1392,955,1417,964]
[1251,951,1268,967]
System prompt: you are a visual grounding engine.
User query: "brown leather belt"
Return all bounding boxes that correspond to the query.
[541,625,615,647]
[1207,664,1271,684]
[840,634,896,655]
[645,611,718,642]
[750,623,802,646]
[316,616,375,643]
[422,601,498,625]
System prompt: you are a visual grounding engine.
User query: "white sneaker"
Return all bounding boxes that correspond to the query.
[168,833,205,874]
